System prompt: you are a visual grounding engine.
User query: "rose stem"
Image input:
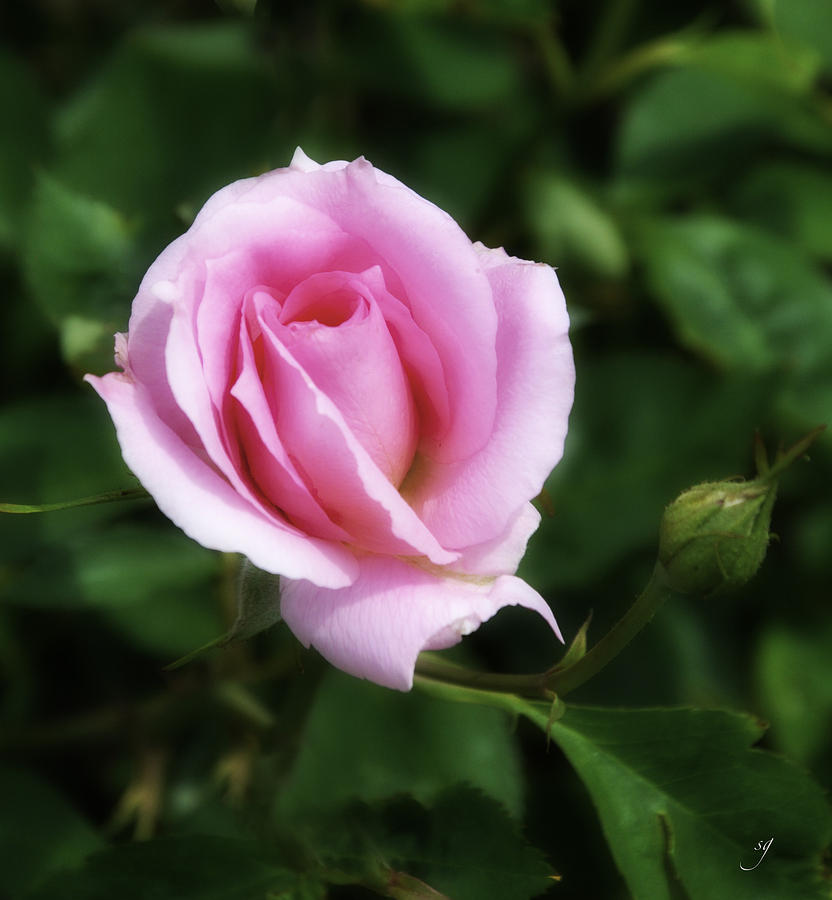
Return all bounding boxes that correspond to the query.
[414,563,675,701]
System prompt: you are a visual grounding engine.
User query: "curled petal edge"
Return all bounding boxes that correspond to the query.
[280,554,562,690]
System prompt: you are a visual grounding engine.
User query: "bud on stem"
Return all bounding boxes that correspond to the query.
[658,479,776,597]
[657,427,824,598]
[415,428,824,701]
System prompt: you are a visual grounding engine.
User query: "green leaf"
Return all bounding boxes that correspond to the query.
[530,705,832,900]
[23,174,135,321]
[679,31,821,95]
[0,51,50,252]
[728,161,832,262]
[525,173,629,280]
[276,669,525,822]
[52,23,280,223]
[346,14,523,112]
[518,354,768,591]
[317,787,555,900]
[553,612,592,670]
[0,393,130,561]
[229,558,281,642]
[24,836,300,900]
[21,175,139,374]
[417,789,555,900]
[400,117,530,227]
[768,0,832,72]
[616,66,832,187]
[635,215,832,427]
[165,558,280,669]
[1,523,223,657]
[755,623,832,768]
[30,24,281,371]
[0,765,102,897]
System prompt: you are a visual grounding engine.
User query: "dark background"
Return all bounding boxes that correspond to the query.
[1,1,831,898]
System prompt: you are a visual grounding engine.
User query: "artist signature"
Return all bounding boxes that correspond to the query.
[740,837,773,870]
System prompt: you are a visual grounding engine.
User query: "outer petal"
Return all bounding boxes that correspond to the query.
[124,253,202,441]
[280,555,562,690]
[84,371,359,588]
[289,147,349,174]
[402,249,574,558]
[454,503,542,576]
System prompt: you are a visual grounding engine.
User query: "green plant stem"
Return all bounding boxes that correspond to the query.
[4,565,677,750]
[535,21,575,99]
[582,36,687,101]
[0,486,149,514]
[579,0,638,85]
[415,563,674,700]
[413,655,551,700]
[547,563,673,696]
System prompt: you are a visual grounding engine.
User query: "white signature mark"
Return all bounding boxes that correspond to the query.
[740,837,773,870]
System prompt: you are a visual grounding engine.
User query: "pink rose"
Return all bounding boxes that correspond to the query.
[86,149,574,690]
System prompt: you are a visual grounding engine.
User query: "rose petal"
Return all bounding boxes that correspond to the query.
[289,146,350,174]
[84,372,358,588]
[91,153,575,696]
[274,269,418,485]
[454,503,542,575]
[165,296,268,512]
[209,157,500,463]
[290,147,321,172]
[124,251,202,442]
[364,271,451,453]
[280,554,562,690]
[189,228,387,482]
[160,229,388,515]
[254,298,457,564]
[229,306,352,541]
[123,194,351,456]
[296,159,499,463]
[402,249,574,558]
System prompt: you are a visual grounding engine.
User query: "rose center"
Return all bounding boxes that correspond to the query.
[242,271,418,488]
[280,283,367,328]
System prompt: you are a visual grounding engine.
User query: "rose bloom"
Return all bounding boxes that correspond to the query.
[87,150,574,690]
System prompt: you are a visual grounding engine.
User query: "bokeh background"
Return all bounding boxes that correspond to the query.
[1,1,831,898]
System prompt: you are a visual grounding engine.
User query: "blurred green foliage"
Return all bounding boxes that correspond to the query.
[1,0,831,897]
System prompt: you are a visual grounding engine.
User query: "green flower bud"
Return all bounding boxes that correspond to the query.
[658,478,777,597]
